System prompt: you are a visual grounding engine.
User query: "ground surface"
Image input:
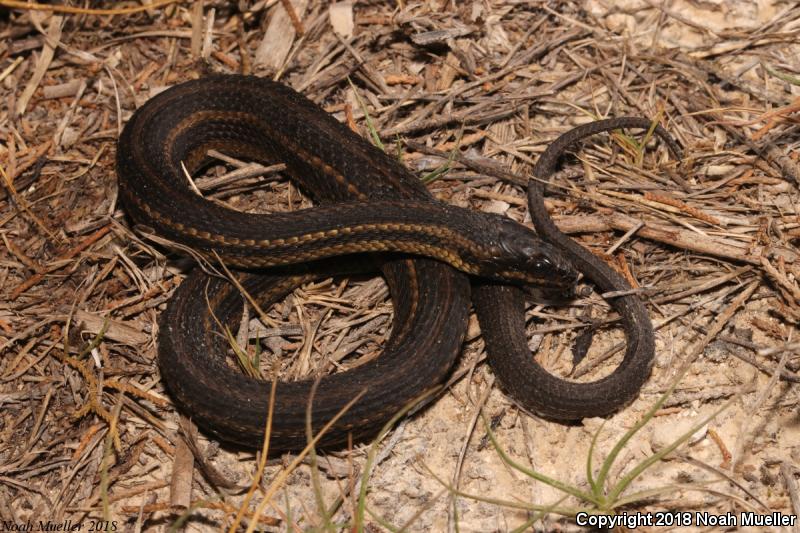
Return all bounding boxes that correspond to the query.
[1,1,799,531]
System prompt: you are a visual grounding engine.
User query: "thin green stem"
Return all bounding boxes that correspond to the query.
[586,419,607,497]
[347,77,384,151]
[483,413,599,505]
[594,360,693,497]
[355,387,443,532]
[607,396,737,503]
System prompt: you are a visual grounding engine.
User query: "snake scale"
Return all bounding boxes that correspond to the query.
[116,75,681,450]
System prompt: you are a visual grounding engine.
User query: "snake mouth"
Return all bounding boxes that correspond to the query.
[523,281,578,304]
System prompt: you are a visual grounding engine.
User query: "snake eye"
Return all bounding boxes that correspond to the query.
[533,257,552,271]
[490,216,578,286]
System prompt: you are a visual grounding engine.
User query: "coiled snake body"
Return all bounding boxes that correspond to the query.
[117,75,679,449]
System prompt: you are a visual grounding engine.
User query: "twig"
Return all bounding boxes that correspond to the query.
[10,225,111,299]
[0,0,183,15]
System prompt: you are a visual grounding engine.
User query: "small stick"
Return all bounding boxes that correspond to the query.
[11,225,111,299]
[781,462,800,533]
[1,164,60,243]
[279,0,305,36]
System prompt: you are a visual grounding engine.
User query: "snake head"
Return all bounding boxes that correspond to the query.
[486,216,579,294]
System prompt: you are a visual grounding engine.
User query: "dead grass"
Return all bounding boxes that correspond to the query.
[0,0,799,531]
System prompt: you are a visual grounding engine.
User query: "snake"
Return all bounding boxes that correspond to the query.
[116,75,681,450]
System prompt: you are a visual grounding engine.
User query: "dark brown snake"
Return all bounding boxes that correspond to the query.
[116,75,681,450]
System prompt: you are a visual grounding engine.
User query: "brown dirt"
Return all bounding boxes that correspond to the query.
[1,1,799,531]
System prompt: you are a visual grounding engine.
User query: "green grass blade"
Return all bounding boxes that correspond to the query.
[586,418,607,497]
[304,378,337,533]
[482,413,598,505]
[593,360,693,495]
[422,461,582,516]
[347,77,384,151]
[223,325,262,379]
[420,124,464,184]
[607,396,737,503]
[508,494,570,533]
[761,62,800,85]
[355,386,443,532]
